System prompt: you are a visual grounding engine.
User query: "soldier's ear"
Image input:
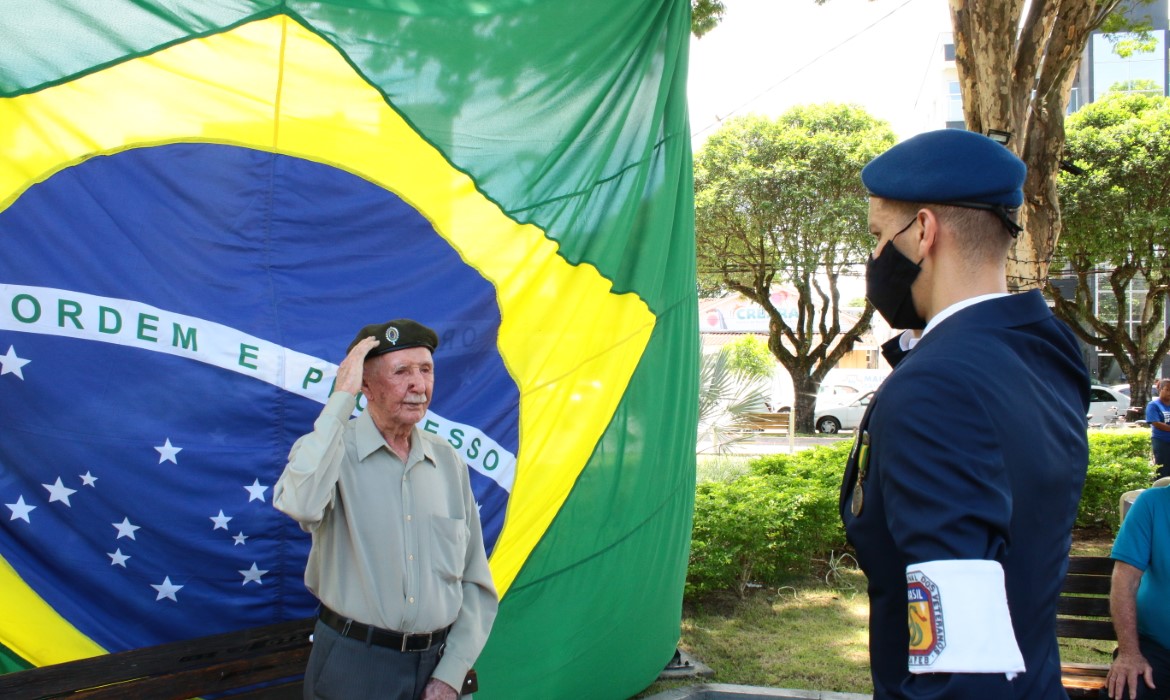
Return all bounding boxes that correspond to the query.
[915,208,940,258]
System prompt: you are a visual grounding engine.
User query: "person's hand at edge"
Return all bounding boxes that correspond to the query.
[335,336,379,397]
[421,678,458,700]
[1107,650,1155,700]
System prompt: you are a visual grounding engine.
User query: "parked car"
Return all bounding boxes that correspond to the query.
[772,384,860,414]
[816,383,861,405]
[810,384,1130,433]
[1088,384,1129,425]
[1112,382,1163,400]
[814,391,873,434]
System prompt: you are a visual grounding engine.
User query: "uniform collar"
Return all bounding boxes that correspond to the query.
[922,292,1009,337]
[907,290,1053,355]
[354,410,436,466]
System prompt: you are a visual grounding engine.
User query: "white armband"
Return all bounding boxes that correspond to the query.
[906,559,1025,679]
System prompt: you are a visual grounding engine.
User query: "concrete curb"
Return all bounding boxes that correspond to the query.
[643,684,872,700]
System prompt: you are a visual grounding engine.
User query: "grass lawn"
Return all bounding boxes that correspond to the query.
[634,530,1117,698]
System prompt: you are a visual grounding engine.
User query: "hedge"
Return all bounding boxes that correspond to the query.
[687,430,1157,596]
[1079,430,1156,530]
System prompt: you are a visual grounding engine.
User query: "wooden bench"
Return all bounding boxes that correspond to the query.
[1058,555,1115,698]
[742,411,791,436]
[0,617,314,699]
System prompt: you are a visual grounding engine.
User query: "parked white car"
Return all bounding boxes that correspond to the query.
[817,384,861,404]
[811,384,1129,433]
[773,384,860,414]
[814,391,873,434]
[1089,384,1129,425]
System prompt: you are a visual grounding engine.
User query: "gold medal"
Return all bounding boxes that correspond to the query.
[850,431,871,517]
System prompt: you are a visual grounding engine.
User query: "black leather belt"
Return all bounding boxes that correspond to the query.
[318,605,449,652]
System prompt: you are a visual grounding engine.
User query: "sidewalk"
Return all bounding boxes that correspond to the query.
[644,685,871,700]
[699,433,853,456]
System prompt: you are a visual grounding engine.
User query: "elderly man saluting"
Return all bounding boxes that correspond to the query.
[275,319,497,700]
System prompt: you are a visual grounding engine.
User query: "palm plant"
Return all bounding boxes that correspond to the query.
[697,349,770,455]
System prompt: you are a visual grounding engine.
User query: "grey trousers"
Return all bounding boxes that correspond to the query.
[304,619,443,700]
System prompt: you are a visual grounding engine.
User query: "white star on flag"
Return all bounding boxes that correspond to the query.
[244,479,268,503]
[43,477,77,507]
[108,549,130,567]
[239,562,268,585]
[151,576,183,602]
[80,471,98,487]
[210,510,232,530]
[6,496,36,523]
[232,532,249,546]
[113,517,140,540]
[155,438,182,464]
[0,345,30,380]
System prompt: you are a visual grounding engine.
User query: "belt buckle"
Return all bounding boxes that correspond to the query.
[403,631,432,652]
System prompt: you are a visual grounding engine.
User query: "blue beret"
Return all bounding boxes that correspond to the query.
[348,318,439,357]
[861,129,1026,209]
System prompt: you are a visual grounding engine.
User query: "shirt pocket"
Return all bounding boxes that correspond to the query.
[430,514,469,582]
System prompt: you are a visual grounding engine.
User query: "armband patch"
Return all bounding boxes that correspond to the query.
[905,559,1025,678]
[907,570,944,666]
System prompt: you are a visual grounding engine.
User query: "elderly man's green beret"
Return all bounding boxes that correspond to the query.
[347,318,439,358]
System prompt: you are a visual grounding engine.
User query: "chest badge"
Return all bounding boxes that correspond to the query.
[850,431,870,517]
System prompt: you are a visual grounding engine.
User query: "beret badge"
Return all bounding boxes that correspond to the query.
[347,318,439,357]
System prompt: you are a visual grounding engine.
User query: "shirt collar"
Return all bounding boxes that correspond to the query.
[922,292,1010,338]
[354,410,436,466]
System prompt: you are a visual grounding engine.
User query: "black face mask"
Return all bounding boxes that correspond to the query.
[865,217,926,330]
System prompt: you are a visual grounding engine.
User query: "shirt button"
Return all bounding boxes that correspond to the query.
[408,597,415,604]
[406,515,412,521]
[408,554,414,561]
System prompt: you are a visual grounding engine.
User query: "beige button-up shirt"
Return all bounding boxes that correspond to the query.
[274,391,497,690]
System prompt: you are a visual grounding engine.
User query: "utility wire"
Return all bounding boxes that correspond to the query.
[691,0,919,141]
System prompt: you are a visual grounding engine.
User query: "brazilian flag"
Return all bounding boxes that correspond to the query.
[0,2,696,698]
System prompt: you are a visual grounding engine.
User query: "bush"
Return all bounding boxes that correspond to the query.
[1079,430,1155,530]
[696,455,753,484]
[689,476,779,597]
[749,441,854,489]
[688,444,848,597]
[688,432,1157,597]
[1078,457,1152,530]
[1088,430,1150,462]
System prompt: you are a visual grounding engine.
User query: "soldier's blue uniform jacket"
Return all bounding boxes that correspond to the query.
[840,290,1089,699]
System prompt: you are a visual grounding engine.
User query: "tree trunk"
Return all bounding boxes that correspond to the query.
[757,286,875,436]
[791,372,818,435]
[1130,365,1158,412]
[948,0,1022,137]
[948,0,1118,290]
[1010,81,1069,291]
